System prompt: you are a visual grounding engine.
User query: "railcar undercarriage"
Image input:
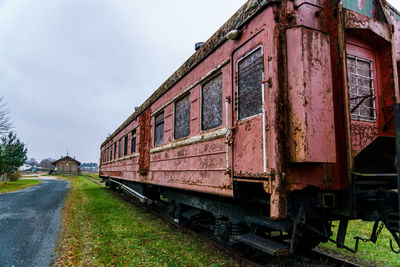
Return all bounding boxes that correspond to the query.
[103,174,400,255]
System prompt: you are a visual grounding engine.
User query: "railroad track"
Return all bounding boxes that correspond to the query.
[83,174,104,186]
[307,250,363,267]
[106,187,364,267]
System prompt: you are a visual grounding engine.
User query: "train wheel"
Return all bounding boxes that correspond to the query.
[296,236,322,252]
[294,220,330,252]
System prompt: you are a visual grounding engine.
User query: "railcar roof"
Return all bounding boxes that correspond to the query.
[101,0,273,147]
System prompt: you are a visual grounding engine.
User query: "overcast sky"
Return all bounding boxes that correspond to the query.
[0,0,245,162]
[2,0,400,163]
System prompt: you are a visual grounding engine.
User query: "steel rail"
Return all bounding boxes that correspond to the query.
[107,186,364,267]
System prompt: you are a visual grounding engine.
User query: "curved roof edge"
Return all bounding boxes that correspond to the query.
[101,0,278,147]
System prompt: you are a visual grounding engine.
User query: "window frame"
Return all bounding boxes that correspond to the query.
[118,139,122,158]
[236,45,264,121]
[124,135,128,156]
[174,93,191,140]
[154,110,165,146]
[201,72,223,131]
[131,129,137,153]
[346,54,377,122]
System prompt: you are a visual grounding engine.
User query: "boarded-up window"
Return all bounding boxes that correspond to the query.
[347,55,376,121]
[154,112,164,146]
[202,74,222,130]
[118,139,122,158]
[131,130,136,153]
[397,61,400,92]
[124,135,128,156]
[237,47,264,120]
[174,95,190,139]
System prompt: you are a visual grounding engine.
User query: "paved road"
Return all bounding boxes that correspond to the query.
[0,179,69,266]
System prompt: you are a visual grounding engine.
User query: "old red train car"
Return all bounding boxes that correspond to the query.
[100,0,400,254]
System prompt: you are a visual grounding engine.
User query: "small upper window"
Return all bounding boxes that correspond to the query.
[118,139,122,158]
[202,74,222,130]
[237,47,264,120]
[154,111,164,146]
[174,94,190,139]
[347,55,376,121]
[124,135,128,156]
[131,130,136,153]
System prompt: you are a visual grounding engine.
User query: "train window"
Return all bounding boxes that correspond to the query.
[124,135,128,156]
[131,130,136,153]
[154,111,164,146]
[174,94,190,139]
[202,74,222,131]
[118,139,122,158]
[237,47,264,120]
[347,55,376,121]
[398,60,400,91]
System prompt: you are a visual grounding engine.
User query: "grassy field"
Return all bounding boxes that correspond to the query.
[318,220,400,266]
[56,176,238,266]
[0,179,42,194]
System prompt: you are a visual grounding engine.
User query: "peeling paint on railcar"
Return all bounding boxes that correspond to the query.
[99,0,400,222]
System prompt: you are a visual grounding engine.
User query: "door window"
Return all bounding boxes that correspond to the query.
[237,47,264,120]
[347,55,376,121]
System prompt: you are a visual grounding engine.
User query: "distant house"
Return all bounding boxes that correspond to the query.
[18,164,33,172]
[52,155,81,175]
[80,162,99,173]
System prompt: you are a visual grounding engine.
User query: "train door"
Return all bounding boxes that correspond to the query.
[232,45,267,177]
[346,37,379,157]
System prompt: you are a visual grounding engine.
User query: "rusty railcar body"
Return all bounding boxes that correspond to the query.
[100,0,400,254]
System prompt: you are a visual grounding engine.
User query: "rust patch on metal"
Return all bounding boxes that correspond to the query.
[271,0,297,220]
[244,120,252,131]
[233,171,270,178]
[139,108,151,174]
[102,171,123,178]
[351,122,379,156]
[319,1,352,191]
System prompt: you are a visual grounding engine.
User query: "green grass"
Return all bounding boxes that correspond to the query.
[0,179,42,194]
[56,176,237,266]
[318,220,400,266]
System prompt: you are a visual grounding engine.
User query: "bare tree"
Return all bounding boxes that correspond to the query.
[26,158,39,166]
[0,98,12,136]
[39,158,56,170]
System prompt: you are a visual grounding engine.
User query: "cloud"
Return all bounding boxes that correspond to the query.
[0,0,244,162]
